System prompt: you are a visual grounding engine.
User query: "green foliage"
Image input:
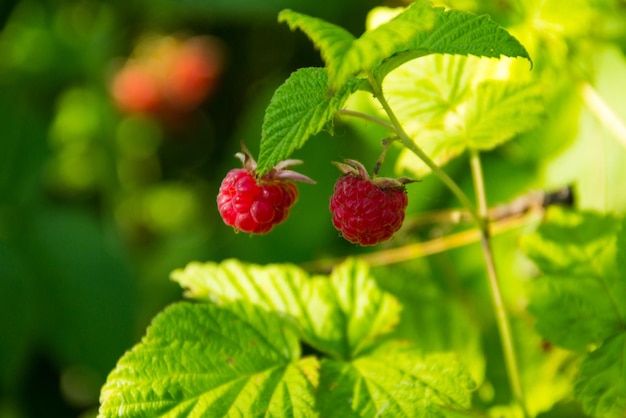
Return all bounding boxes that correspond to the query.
[258,67,359,174]
[522,208,626,417]
[98,302,317,417]
[279,2,436,92]
[383,53,544,176]
[279,4,530,92]
[267,4,539,176]
[101,259,474,417]
[373,6,532,82]
[172,258,401,360]
[317,347,473,418]
[7,0,615,416]
[464,80,544,150]
[574,333,626,418]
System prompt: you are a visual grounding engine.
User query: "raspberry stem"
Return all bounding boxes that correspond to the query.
[365,70,528,417]
[337,109,395,131]
[364,71,483,228]
[302,209,538,272]
[470,149,528,418]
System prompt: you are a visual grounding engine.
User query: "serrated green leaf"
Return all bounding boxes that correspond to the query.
[372,263,486,385]
[317,346,474,418]
[277,10,356,81]
[279,4,530,91]
[279,3,435,91]
[171,258,401,360]
[383,54,543,176]
[525,275,618,352]
[518,184,626,418]
[257,67,358,174]
[521,208,626,351]
[522,209,620,276]
[465,80,544,150]
[374,7,532,81]
[574,333,626,418]
[99,302,318,418]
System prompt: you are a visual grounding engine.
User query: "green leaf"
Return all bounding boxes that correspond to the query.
[99,302,318,418]
[372,263,486,385]
[574,333,626,418]
[465,80,544,150]
[317,345,474,417]
[257,67,359,174]
[279,3,435,91]
[521,208,626,351]
[522,209,619,277]
[171,258,401,360]
[523,210,626,417]
[277,11,356,85]
[374,7,532,81]
[384,54,544,176]
[279,5,531,91]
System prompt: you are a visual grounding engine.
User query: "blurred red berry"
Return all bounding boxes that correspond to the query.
[111,64,161,113]
[165,37,223,111]
[110,35,224,117]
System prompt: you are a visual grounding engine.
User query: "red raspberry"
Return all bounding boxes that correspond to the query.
[217,145,314,234]
[329,160,413,246]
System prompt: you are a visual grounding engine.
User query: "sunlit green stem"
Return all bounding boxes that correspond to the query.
[470,150,528,418]
[365,67,527,416]
[364,71,483,227]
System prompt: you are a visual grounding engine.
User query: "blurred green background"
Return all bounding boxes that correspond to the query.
[1,0,626,417]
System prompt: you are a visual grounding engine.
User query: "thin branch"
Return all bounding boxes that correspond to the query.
[470,150,528,418]
[364,71,483,227]
[363,69,528,416]
[402,186,572,231]
[303,209,539,273]
[336,108,395,131]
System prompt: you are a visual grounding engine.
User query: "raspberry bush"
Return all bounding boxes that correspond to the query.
[94,3,626,418]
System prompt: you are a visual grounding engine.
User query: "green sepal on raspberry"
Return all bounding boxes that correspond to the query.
[217,144,315,234]
[329,159,414,246]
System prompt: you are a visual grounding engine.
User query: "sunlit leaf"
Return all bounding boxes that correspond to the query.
[277,11,356,83]
[374,6,532,81]
[372,263,486,385]
[258,67,359,174]
[465,80,544,150]
[171,258,401,360]
[279,3,435,91]
[98,302,318,418]
[384,54,543,176]
[317,344,474,417]
[280,5,530,91]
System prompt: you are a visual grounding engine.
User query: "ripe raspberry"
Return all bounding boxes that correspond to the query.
[217,145,314,234]
[329,160,413,246]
